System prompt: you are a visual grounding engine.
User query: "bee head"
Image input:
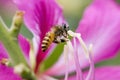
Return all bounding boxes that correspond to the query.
[60,23,69,39]
[62,23,69,31]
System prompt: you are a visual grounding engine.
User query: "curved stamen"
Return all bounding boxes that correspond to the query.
[64,40,83,80]
[63,45,69,80]
[73,38,83,80]
[68,30,88,57]
[67,30,95,80]
[85,44,94,80]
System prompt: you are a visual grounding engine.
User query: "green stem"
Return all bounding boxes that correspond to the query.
[0,17,27,66]
[0,12,37,80]
[0,11,28,66]
[10,11,23,38]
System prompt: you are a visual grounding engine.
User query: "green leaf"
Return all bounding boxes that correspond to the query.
[40,43,65,72]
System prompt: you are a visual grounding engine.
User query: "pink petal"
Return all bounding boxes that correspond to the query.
[45,0,120,75]
[77,0,120,61]
[0,43,8,60]
[13,0,66,70]
[94,66,120,80]
[68,66,120,80]
[0,64,22,80]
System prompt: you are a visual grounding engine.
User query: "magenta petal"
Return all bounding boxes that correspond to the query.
[68,66,120,80]
[77,0,120,60]
[13,0,65,45]
[94,66,120,80]
[45,0,120,75]
[0,64,22,80]
[0,43,8,60]
[35,0,66,71]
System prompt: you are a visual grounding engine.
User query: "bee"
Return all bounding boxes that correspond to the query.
[41,23,69,52]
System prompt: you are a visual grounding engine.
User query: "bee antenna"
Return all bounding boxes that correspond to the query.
[62,23,67,28]
[62,23,69,31]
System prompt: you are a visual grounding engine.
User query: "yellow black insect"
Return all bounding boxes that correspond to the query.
[41,23,69,52]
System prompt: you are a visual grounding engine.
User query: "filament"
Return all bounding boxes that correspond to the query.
[63,30,95,80]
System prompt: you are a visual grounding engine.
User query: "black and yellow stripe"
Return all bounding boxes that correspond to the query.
[41,32,55,52]
[41,25,69,52]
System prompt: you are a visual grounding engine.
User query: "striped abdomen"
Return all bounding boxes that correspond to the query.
[41,32,54,52]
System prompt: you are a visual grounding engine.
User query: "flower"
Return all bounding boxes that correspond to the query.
[0,0,120,80]
[46,0,120,75]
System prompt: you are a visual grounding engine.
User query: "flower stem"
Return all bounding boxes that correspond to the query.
[0,15,27,66]
[0,11,38,80]
[0,12,37,80]
[14,64,37,80]
[10,11,24,39]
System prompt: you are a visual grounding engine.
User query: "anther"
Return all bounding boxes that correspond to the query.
[0,58,9,65]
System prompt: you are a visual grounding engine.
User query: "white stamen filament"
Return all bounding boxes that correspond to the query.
[29,41,36,70]
[63,45,69,80]
[68,30,89,59]
[73,38,83,80]
[89,44,93,54]
[88,44,93,63]
[63,38,84,80]
[77,37,89,58]
[63,30,94,80]
[64,40,75,80]
[85,44,94,80]
[68,30,81,37]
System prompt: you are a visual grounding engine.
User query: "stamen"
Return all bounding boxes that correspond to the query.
[63,45,69,80]
[88,44,93,63]
[64,40,83,80]
[29,41,36,70]
[73,38,83,80]
[68,30,89,59]
[85,44,94,80]
[67,30,95,80]
[77,37,89,58]
[88,44,93,53]
[68,30,81,37]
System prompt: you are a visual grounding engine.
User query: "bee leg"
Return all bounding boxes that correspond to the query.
[53,40,60,43]
[53,36,61,43]
[61,39,66,42]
